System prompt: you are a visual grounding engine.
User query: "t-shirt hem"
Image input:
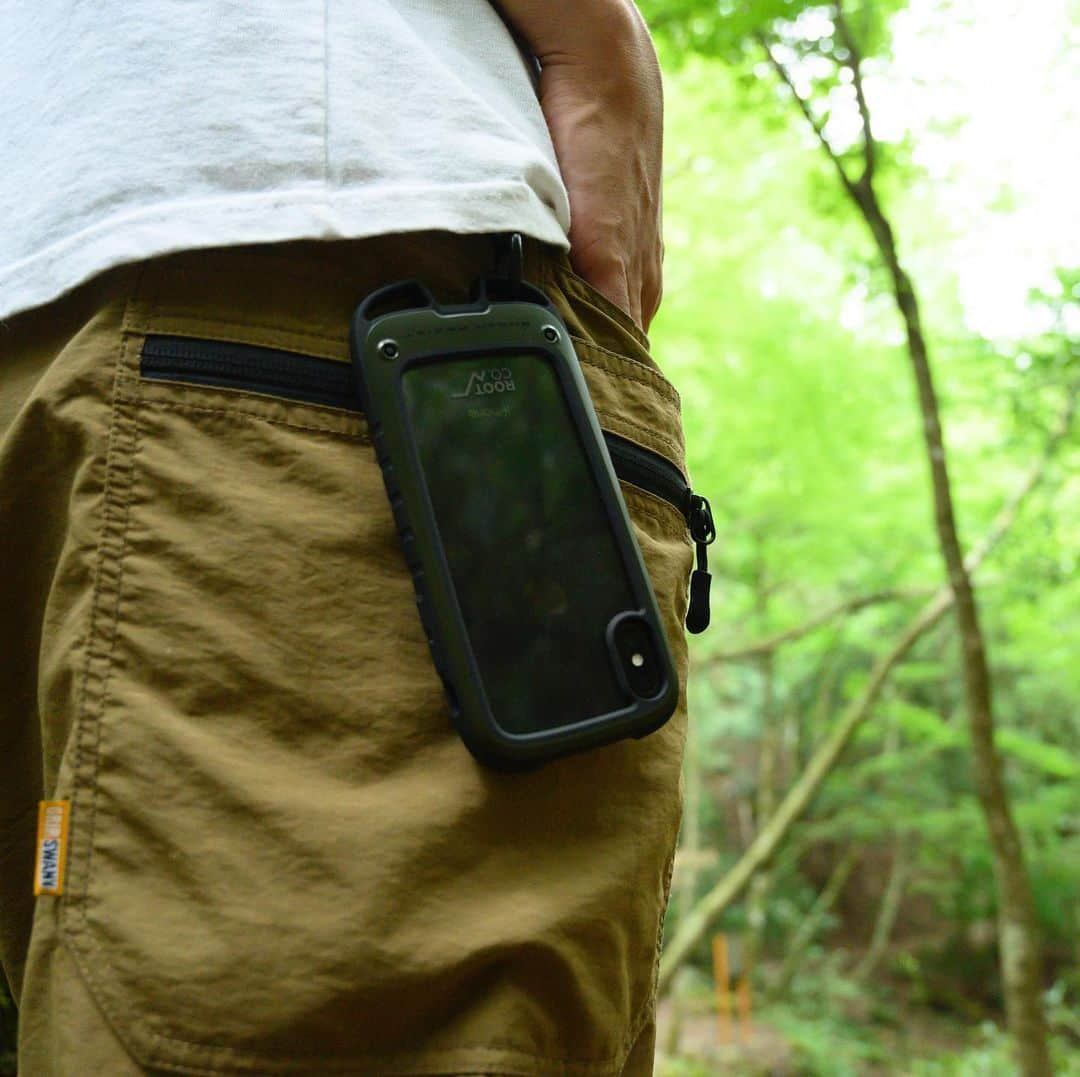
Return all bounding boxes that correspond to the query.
[0,182,571,323]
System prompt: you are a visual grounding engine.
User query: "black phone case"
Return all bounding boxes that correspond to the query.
[349,275,680,770]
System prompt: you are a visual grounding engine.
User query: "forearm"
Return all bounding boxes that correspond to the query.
[492,0,652,72]
[492,0,665,330]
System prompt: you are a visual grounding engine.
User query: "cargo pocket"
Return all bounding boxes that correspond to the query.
[53,246,706,1077]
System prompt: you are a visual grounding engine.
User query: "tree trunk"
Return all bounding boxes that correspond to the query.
[853,176,1053,1077]
[756,13,1055,1066]
[746,562,779,971]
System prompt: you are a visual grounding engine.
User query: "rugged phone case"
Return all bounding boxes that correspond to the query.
[349,274,681,770]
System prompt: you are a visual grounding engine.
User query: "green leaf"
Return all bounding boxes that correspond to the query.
[996,729,1080,779]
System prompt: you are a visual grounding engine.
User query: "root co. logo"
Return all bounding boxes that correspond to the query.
[451,367,516,398]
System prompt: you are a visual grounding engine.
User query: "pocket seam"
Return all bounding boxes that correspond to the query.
[65,276,146,928]
[571,336,682,414]
[601,413,684,466]
[145,308,344,346]
[61,397,154,1042]
[136,314,347,362]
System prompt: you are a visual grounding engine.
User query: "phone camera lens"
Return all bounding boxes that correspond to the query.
[378,339,400,360]
[542,325,560,343]
[611,616,663,699]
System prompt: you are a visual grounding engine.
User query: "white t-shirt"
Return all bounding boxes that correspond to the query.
[0,0,571,322]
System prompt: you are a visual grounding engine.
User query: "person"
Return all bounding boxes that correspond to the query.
[0,2,693,1074]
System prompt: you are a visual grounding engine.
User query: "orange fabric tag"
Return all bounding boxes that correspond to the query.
[34,800,70,896]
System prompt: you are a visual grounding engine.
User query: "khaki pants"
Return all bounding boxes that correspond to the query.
[0,233,693,1076]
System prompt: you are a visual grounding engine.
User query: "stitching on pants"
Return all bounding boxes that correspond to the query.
[141,1043,628,1077]
[572,337,682,413]
[546,264,652,354]
[537,253,679,409]
[137,308,346,348]
[82,394,143,923]
[148,255,397,291]
[67,405,144,1042]
[602,413,684,463]
[603,411,682,450]
[60,269,151,1062]
[622,487,693,541]
[64,265,147,923]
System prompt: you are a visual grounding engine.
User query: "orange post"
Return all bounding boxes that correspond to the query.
[712,933,732,1046]
[736,970,753,1042]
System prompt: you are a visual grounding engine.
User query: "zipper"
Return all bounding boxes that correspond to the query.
[602,432,715,634]
[140,334,715,632]
[140,335,355,409]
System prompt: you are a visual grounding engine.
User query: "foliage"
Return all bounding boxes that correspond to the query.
[647,0,1078,1070]
[640,0,906,67]
[659,964,1080,1075]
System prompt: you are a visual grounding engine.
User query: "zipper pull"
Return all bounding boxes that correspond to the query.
[685,493,715,634]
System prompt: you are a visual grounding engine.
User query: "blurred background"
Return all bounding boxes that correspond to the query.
[639,0,1079,1073]
[2,1,1076,1073]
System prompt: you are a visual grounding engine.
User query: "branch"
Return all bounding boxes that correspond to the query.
[853,834,910,980]
[756,32,861,203]
[701,587,925,664]
[962,380,1078,574]
[833,0,876,184]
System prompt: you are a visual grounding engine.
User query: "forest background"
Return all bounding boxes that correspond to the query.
[637,0,1078,1073]
[1,0,1076,1073]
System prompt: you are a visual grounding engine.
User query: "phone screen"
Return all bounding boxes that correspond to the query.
[401,352,635,735]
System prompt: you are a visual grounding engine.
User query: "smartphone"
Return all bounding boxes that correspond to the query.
[349,275,679,769]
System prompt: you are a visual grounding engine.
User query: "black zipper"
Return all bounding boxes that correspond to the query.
[140,334,715,632]
[140,335,355,410]
[602,432,715,634]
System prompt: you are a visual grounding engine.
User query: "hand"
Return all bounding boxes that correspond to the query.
[498,1,665,333]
